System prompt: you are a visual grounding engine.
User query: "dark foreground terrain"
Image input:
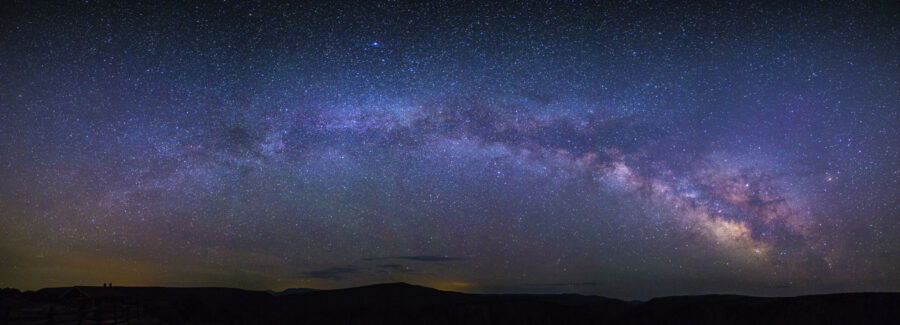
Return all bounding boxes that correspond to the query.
[1,283,898,324]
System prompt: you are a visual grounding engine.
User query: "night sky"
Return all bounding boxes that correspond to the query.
[1,1,898,299]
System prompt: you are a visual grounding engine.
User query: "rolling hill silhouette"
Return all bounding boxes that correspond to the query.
[1,283,898,324]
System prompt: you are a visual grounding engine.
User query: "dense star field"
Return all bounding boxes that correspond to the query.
[1,1,898,299]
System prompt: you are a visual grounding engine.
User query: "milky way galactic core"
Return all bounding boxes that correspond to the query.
[0,1,898,298]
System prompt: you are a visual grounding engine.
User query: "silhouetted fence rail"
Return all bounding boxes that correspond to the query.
[1,303,145,325]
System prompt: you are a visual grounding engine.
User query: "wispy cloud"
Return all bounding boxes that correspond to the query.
[297,266,358,280]
[364,255,466,262]
[546,282,605,287]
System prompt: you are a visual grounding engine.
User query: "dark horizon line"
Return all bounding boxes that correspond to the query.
[6,282,898,301]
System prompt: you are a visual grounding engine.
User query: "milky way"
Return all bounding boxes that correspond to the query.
[1,1,898,299]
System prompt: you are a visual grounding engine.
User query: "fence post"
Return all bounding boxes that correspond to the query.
[77,304,84,325]
[112,303,118,325]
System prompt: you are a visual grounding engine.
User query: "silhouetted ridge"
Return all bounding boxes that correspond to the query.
[330,282,442,292]
[266,288,318,296]
[3,284,898,324]
[318,282,449,297]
